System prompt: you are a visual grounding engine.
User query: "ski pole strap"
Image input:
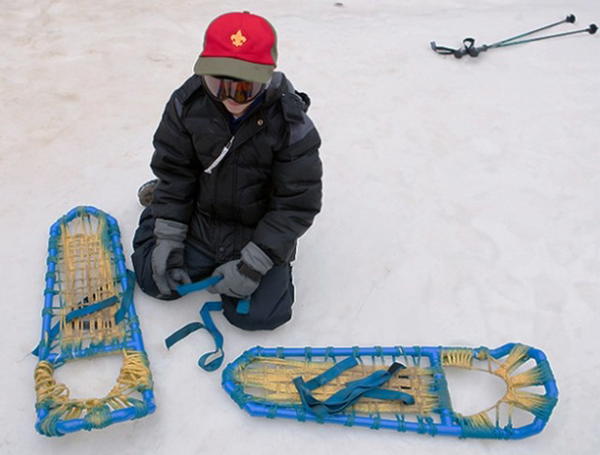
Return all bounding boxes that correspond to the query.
[430,41,458,55]
[177,277,251,315]
[164,301,225,372]
[459,38,488,57]
[293,357,415,418]
[431,38,488,58]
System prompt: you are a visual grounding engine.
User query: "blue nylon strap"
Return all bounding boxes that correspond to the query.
[197,301,224,371]
[164,301,225,372]
[235,299,250,314]
[64,296,119,323]
[164,322,204,349]
[177,277,251,315]
[114,269,136,324]
[177,276,221,296]
[33,270,136,357]
[304,356,359,389]
[32,320,61,357]
[48,322,60,340]
[293,359,415,418]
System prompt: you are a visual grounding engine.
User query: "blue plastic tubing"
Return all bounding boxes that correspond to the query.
[41,208,149,363]
[37,207,156,425]
[253,343,558,402]
[49,399,157,435]
[223,344,557,438]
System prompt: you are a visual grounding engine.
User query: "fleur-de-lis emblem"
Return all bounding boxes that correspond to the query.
[230,30,247,47]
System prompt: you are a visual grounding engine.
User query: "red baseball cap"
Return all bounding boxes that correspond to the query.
[194,12,278,84]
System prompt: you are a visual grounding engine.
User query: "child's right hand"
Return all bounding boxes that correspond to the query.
[151,218,191,297]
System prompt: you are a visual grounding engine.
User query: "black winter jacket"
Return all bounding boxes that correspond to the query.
[149,72,322,265]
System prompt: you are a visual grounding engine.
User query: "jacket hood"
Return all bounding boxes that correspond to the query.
[264,72,311,112]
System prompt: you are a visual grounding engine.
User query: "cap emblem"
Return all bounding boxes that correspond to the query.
[230,30,247,47]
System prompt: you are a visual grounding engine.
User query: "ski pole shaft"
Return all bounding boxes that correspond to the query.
[489,14,576,47]
[494,24,597,48]
[493,21,569,46]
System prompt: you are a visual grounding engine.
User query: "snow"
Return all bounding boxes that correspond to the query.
[1,0,599,453]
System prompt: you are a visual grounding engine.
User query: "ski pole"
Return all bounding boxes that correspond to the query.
[431,14,597,59]
[449,23,596,58]
[493,23,597,48]
[488,14,575,48]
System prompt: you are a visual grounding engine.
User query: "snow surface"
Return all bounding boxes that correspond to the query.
[2,0,599,453]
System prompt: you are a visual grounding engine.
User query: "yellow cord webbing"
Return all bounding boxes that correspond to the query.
[57,214,124,348]
[35,351,152,432]
[234,357,439,415]
[442,344,554,424]
[493,344,530,377]
[233,345,553,423]
[456,411,495,430]
[441,349,473,368]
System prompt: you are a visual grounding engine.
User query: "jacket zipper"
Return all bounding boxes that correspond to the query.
[208,134,233,259]
[204,135,235,174]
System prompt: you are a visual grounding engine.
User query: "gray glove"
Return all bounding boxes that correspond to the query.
[151,218,191,297]
[208,241,273,299]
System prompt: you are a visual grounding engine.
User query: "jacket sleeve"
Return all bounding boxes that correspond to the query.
[150,93,200,224]
[252,112,323,264]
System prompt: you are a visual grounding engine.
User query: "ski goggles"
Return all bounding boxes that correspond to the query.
[202,75,266,104]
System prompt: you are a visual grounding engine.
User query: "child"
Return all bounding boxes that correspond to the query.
[131,11,322,331]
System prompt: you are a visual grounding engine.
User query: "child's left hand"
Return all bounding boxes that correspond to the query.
[207,260,260,299]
